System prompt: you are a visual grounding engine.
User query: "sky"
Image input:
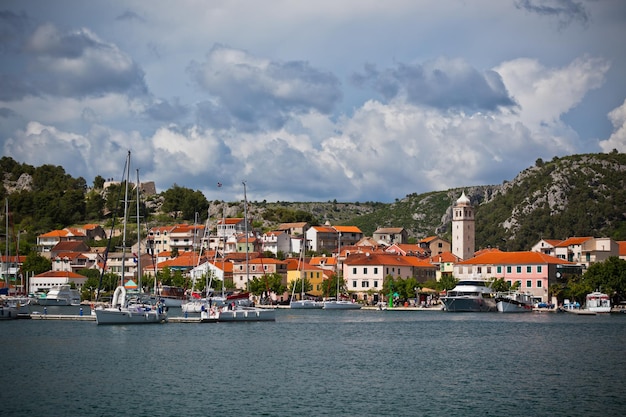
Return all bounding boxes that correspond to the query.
[1,0,625,203]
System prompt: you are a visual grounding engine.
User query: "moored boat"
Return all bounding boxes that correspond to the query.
[441,281,496,312]
[94,285,167,324]
[323,298,362,310]
[37,285,81,306]
[585,291,611,313]
[496,291,534,313]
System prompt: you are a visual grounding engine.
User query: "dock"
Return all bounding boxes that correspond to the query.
[29,313,95,321]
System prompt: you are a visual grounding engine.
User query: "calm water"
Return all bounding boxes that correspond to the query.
[1,308,625,417]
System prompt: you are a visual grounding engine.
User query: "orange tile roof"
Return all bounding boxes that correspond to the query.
[334,225,362,234]
[458,251,575,265]
[618,241,626,256]
[555,237,593,247]
[34,271,87,278]
[312,226,336,233]
[39,229,70,238]
[430,251,460,263]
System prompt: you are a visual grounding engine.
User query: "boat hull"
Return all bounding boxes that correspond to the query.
[202,307,275,322]
[496,300,533,313]
[94,307,167,325]
[0,305,18,320]
[441,296,496,312]
[323,301,362,310]
[290,300,323,309]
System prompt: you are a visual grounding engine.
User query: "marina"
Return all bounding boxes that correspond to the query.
[2,308,626,417]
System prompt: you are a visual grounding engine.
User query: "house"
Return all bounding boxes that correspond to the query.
[51,251,95,273]
[29,270,88,293]
[430,251,461,281]
[453,251,580,303]
[619,241,626,261]
[168,224,205,252]
[146,226,175,255]
[276,222,309,237]
[419,236,451,256]
[0,255,27,292]
[534,237,620,269]
[285,258,328,298]
[261,230,292,256]
[385,243,429,258]
[80,224,107,241]
[231,257,288,291]
[50,241,91,259]
[306,225,337,253]
[372,227,408,245]
[37,228,88,253]
[342,252,437,304]
[334,225,364,248]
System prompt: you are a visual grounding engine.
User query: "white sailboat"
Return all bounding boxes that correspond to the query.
[323,234,361,310]
[94,151,167,325]
[200,181,275,322]
[290,236,322,309]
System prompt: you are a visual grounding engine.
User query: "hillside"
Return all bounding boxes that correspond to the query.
[2,153,626,252]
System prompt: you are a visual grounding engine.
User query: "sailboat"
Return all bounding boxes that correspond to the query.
[289,236,322,309]
[323,232,361,310]
[200,181,275,322]
[94,151,167,325]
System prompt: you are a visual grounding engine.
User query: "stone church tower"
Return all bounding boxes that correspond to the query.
[452,191,475,260]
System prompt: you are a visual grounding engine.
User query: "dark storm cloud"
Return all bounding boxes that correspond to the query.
[0,74,38,100]
[188,45,342,131]
[145,98,189,122]
[0,10,32,53]
[352,59,517,112]
[515,0,590,28]
[15,23,148,98]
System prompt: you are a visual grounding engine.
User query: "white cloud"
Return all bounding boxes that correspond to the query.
[599,99,626,153]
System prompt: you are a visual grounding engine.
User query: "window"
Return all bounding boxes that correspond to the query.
[526,266,532,273]
[537,280,542,288]
[526,280,532,288]
[364,267,368,274]
[516,266,522,273]
[353,267,357,274]
[374,281,379,288]
[361,281,369,288]
[507,280,512,287]
[497,266,502,274]
[537,266,542,273]
[374,267,378,274]
[506,266,511,273]
[352,281,357,288]
[487,267,491,274]
[477,267,482,274]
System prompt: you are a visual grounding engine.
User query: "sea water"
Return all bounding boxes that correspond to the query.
[1,309,625,417]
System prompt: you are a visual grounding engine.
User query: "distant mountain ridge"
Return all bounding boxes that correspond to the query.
[2,153,625,253]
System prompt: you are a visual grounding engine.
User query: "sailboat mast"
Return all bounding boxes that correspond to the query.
[136,168,142,292]
[120,151,131,289]
[242,181,249,292]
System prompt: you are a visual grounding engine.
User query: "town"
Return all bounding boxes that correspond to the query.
[2,189,625,316]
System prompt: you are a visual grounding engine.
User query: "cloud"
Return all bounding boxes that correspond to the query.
[23,23,147,98]
[188,44,342,131]
[599,99,626,153]
[514,0,590,28]
[351,58,517,113]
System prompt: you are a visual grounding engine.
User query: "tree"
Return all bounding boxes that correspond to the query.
[93,175,105,189]
[582,256,626,297]
[438,275,459,292]
[21,252,52,276]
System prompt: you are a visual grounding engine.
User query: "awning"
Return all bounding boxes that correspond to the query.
[124,279,137,289]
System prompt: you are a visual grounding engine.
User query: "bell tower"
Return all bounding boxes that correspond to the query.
[452,191,475,260]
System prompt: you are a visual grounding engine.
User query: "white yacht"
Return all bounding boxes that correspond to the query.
[94,286,167,325]
[441,281,496,312]
[323,298,362,310]
[37,285,81,306]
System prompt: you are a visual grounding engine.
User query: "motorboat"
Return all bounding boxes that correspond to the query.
[37,285,81,306]
[585,291,611,313]
[441,281,496,312]
[495,291,534,313]
[94,286,167,325]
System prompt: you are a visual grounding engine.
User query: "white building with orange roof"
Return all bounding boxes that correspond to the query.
[37,228,87,252]
[168,223,205,252]
[536,236,620,269]
[29,270,88,293]
[430,251,461,281]
[454,251,579,302]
